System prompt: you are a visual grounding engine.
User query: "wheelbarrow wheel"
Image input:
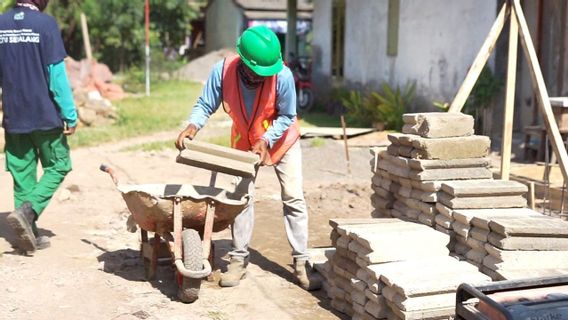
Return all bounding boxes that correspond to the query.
[178,228,203,303]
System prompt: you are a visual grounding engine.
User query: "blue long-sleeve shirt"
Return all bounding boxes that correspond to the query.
[189,60,297,147]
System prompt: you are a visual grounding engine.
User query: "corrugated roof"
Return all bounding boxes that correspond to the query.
[235,0,313,11]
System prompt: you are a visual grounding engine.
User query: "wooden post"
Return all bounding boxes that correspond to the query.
[449,3,509,113]
[286,0,298,61]
[512,0,568,182]
[528,181,536,210]
[340,115,351,175]
[500,6,519,180]
[80,13,93,61]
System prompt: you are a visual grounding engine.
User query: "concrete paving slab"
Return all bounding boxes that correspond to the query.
[412,180,443,192]
[409,167,493,181]
[489,216,568,237]
[402,112,474,138]
[372,193,395,209]
[488,232,568,250]
[436,203,453,219]
[466,208,543,230]
[383,286,456,312]
[395,134,490,160]
[418,213,435,227]
[365,298,388,318]
[452,222,470,239]
[484,245,568,267]
[435,214,452,229]
[441,180,527,197]
[465,249,487,265]
[470,227,490,242]
[330,218,400,229]
[438,193,527,209]
[177,148,258,177]
[407,157,490,171]
[366,257,465,281]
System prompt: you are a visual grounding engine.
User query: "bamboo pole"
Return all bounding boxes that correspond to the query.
[449,3,509,113]
[80,13,92,61]
[500,5,519,180]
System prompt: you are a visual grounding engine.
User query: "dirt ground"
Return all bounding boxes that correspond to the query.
[0,119,377,320]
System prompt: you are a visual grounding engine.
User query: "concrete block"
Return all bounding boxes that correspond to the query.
[177,140,259,177]
[466,249,487,265]
[352,290,367,306]
[378,159,411,178]
[436,203,453,219]
[418,213,435,227]
[470,227,490,242]
[366,257,466,281]
[397,134,490,160]
[365,298,388,318]
[386,300,456,320]
[494,268,568,281]
[489,216,568,237]
[383,286,456,312]
[409,167,493,181]
[402,112,475,138]
[438,192,527,209]
[407,157,490,171]
[365,288,383,303]
[464,208,542,230]
[466,237,487,252]
[488,232,568,250]
[410,189,438,202]
[398,186,412,198]
[435,224,452,234]
[398,177,413,188]
[412,180,443,192]
[441,180,528,197]
[380,260,490,296]
[351,278,367,293]
[388,144,413,158]
[484,245,568,269]
[330,218,400,229]
[371,209,391,218]
[452,222,470,239]
[435,214,452,229]
[454,242,470,256]
[372,194,394,209]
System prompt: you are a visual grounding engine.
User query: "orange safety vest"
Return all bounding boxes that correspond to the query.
[221,55,301,166]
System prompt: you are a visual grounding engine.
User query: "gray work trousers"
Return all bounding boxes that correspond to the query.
[229,140,309,261]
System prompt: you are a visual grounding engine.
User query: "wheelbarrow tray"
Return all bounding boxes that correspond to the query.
[117,183,250,234]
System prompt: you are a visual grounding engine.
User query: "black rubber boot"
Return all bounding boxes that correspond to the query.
[6,202,37,252]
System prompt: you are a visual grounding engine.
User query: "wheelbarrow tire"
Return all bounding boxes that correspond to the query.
[178,229,203,303]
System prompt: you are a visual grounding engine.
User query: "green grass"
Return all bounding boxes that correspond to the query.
[299,112,341,128]
[68,80,201,148]
[309,137,326,148]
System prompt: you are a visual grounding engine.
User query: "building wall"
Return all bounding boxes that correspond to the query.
[205,0,243,52]
[341,0,497,111]
[310,0,333,96]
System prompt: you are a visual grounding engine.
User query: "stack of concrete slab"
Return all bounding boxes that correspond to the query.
[482,215,568,280]
[327,218,451,319]
[307,247,336,299]
[435,180,528,266]
[371,112,492,225]
[367,257,492,320]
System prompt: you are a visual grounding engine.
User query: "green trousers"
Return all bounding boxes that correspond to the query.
[4,128,72,217]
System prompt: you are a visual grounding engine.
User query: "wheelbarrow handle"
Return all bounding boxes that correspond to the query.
[100,164,119,185]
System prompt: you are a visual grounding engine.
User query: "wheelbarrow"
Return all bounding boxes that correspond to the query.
[101,140,259,303]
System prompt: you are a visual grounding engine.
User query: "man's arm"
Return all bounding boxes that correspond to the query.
[176,61,223,150]
[48,60,77,135]
[262,66,297,147]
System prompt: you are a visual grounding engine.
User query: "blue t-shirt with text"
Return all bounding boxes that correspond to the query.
[0,7,67,133]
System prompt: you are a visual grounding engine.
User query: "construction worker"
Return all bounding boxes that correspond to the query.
[176,26,321,291]
[0,0,77,252]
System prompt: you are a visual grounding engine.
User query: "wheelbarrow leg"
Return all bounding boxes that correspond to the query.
[140,229,158,280]
[203,202,216,282]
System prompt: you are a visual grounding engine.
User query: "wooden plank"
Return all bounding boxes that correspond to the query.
[387,0,400,56]
[512,0,568,182]
[500,11,519,180]
[449,3,509,113]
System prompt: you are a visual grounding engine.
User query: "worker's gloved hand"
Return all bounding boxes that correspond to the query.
[251,139,269,165]
[175,123,199,150]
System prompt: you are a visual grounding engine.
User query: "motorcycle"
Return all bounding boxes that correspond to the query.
[289,55,314,113]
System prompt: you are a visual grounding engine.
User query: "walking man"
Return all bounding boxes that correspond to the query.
[176,26,320,290]
[0,0,77,252]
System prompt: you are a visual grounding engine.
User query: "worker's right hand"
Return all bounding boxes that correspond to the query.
[63,123,76,136]
[175,123,199,150]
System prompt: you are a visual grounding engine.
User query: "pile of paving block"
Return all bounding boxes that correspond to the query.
[435,180,528,264]
[371,112,492,226]
[322,218,491,319]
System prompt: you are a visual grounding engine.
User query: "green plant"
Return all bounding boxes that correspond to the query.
[310,137,325,148]
[369,82,416,131]
[341,82,415,130]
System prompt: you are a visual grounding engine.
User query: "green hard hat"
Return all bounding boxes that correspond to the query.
[236,26,283,77]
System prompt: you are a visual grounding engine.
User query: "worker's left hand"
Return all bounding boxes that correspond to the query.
[63,125,76,136]
[251,139,269,165]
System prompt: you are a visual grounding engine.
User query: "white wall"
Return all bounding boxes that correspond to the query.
[311,0,333,94]
[205,0,243,52]
[342,0,497,110]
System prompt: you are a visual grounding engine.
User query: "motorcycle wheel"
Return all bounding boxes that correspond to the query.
[297,89,314,113]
